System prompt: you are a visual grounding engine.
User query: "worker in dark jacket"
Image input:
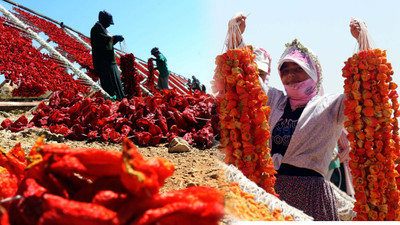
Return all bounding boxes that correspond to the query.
[90,10,125,101]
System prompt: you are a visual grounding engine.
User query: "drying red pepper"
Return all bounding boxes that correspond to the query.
[193,121,215,149]
[7,115,32,132]
[0,87,218,148]
[117,186,225,225]
[39,193,119,225]
[8,178,47,225]
[1,135,224,225]
[14,8,97,84]
[166,125,184,143]
[0,14,89,97]
[120,138,174,197]
[91,190,128,211]
[155,108,168,135]
[41,145,123,178]
[0,205,10,225]
[0,167,18,202]
[0,119,12,130]
[182,107,198,124]
[0,147,26,182]
[0,143,27,201]
[134,132,152,146]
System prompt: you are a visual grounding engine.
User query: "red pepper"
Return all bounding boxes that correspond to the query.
[155,108,168,135]
[1,119,12,129]
[166,125,183,143]
[0,147,26,182]
[193,121,215,148]
[91,190,127,211]
[109,129,122,143]
[134,132,152,146]
[135,201,224,225]
[7,115,30,132]
[43,146,122,178]
[0,166,18,203]
[120,138,174,197]
[8,178,47,225]
[169,108,188,129]
[87,130,98,140]
[0,205,10,225]
[117,186,224,225]
[182,107,198,124]
[39,194,118,225]
[73,176,124,203]
[183,132,194,145]
[65,124,85,141]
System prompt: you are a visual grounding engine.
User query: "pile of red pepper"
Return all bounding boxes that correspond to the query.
[14,8,97,82]
[0,16,89,97]
[1,89,218,148]
[120,53,144,98]
[0,137,225,224]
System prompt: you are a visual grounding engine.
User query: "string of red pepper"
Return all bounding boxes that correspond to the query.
[342,48,400,220]
[120,53,144,98]
[142,58,159,94]
[212,46,277,196]
[0,137,225,224]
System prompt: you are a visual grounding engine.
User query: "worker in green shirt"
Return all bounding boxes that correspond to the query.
[151,47,170,90]
[90,10,126,101]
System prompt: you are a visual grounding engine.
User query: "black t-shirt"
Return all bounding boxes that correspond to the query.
[271,101,304,156]
[271,101,323,177]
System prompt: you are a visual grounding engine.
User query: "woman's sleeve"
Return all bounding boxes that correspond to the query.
[336,93,347,124]
[337,128,351,162]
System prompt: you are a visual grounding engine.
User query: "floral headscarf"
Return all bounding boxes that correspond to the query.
[278,39,323,94]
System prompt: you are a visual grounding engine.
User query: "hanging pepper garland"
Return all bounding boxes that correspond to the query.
[143,58,159,94]
[212,46,277,196]
[342,48,400,221]
[120,53,143,98]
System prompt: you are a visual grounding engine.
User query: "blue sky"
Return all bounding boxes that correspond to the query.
[1,0,400,95]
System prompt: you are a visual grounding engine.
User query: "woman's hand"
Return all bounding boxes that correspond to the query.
[226,12,247,50]
[350,18,371,50]
[350,20,361,40]
[236,15,247,34]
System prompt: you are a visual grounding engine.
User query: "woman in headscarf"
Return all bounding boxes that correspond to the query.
[253,47,271,94]
[91,10,126,101]
[268,39,343,220]
[229,15,365,220]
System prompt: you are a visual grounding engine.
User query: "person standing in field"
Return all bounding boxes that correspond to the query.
[90,10,126,101]
[151,47,170,90]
